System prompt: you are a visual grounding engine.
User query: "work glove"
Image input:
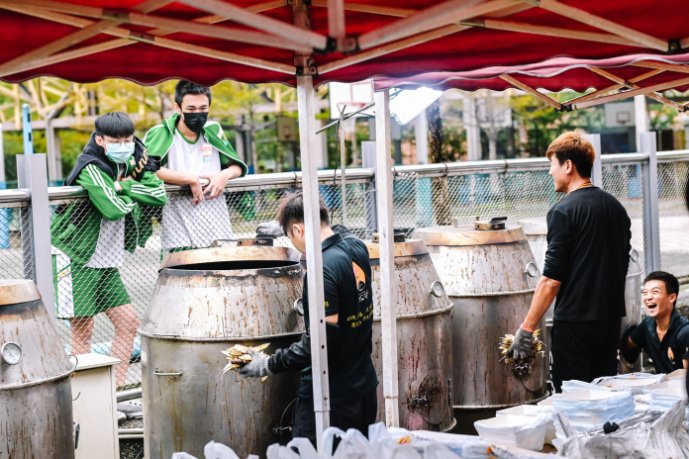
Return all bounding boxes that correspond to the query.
[506,327,535,361]
[620,324,641,364]
[256,220,284,238]
[238,349,272,378]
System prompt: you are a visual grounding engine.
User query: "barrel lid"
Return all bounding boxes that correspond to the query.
[412,224,526,246]
[518,217,548,236]
[0,279,41,306]
[160,246,301,270]
[365,239,429,259]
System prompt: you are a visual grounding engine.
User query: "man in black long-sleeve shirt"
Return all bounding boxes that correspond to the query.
[239,192,377,444]
[507,130,631,392]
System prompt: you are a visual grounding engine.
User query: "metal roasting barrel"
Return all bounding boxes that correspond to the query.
[413,222,549,423]
[0,279,75,459]
[366,236,455,432]
[141,246,303,459]
[620,249,644,373]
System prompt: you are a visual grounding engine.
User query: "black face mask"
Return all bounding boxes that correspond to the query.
[182,112,208,134]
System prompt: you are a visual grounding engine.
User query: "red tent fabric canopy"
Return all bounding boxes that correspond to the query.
[374,52,689,110]
[0,0,687,87]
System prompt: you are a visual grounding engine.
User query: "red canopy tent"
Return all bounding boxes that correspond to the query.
[2,0,688,449]
[0,0,687,87]
[374,51,689,111]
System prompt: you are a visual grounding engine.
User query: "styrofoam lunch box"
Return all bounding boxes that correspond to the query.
[496,405,556,443]
[474,414,548,451]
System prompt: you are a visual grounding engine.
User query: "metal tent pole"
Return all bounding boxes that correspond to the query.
[374,89,399,427]
[640,131,660,274]
[296,75,331,450]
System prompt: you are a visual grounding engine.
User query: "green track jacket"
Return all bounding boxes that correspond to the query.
[52,135,168,264]
[143,112,248,175]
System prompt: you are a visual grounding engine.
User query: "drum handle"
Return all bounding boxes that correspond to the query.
[154,370,183,377]
[524,261,540,278]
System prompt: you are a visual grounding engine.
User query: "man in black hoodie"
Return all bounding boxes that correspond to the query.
[52,112,167,387]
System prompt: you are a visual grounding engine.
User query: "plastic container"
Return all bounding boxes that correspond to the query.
[496,404,556,443]
[474,414,548,451]
[593,373,664,393]
[551,390,635,432]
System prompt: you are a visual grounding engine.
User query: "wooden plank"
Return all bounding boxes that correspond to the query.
[358,0,502,50]
[500,74,562,110]
[478,18,637,46]
[180,0,328,50]
[536,0,667,51]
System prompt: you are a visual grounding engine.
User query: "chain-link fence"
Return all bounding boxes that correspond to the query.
[1,152,688,388]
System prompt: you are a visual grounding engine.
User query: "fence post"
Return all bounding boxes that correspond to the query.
[362,140,378,238]
[17,154,56,320]
[414,112,433,228]
[640,132,660,274]
[588,133,603,189]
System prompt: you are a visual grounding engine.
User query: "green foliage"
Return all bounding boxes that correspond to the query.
[58,130,91,175]
[2,131,47,182]
[510,93,605,156]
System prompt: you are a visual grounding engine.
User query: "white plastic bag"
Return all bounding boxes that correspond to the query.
[171,453,197,459]
[322,427,375,459]
[171,441,240,459]
[560,400,689,459]
[560,379,612,393]
[267,443,301,459]
[203,441,240,459]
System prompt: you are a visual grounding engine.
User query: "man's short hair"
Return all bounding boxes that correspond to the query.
[175,80,212,107]
[276,191,329,235]
[546,130,595,178]
[94,112,135,139]
[644,271,680,307]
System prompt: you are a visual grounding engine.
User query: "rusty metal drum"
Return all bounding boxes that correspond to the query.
[365,237,455,432]
[413,223,549,412]
[620,249,644,373]
[140,246,303,459]
[0,279,75,459]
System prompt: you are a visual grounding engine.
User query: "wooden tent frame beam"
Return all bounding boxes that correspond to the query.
[179,0,328,50]
[0,2,294,76]
[321,0,530,74]
[562,69,663,106]
[311,0,414,17]
[357,0,508,50]
[0,1,284,78]
[468,18,638,47]
[632,61,689,74]
[586,66,684,110]
[500,74,563,110]
[572,74,689,110]
[328,0,346,39]
[532,0,668,51]
[0,0,172,77]
[12,0,310,53]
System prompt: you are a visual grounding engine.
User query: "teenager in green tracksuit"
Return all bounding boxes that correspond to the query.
[51,112,167,387]
[143,80,247,254]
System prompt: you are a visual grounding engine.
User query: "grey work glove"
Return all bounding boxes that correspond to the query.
[506,327,535,361]
[238,349,272,378]
[256,220,284,238]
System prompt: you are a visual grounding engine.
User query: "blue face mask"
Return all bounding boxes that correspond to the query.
[105,142,135,163]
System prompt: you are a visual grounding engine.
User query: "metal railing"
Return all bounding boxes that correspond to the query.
[1,146,687,388]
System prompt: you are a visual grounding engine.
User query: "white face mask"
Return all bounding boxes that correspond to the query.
[105,141,135,163]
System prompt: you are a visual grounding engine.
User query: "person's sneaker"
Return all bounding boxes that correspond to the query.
[117,411,127,424]
[117,399,143,419]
